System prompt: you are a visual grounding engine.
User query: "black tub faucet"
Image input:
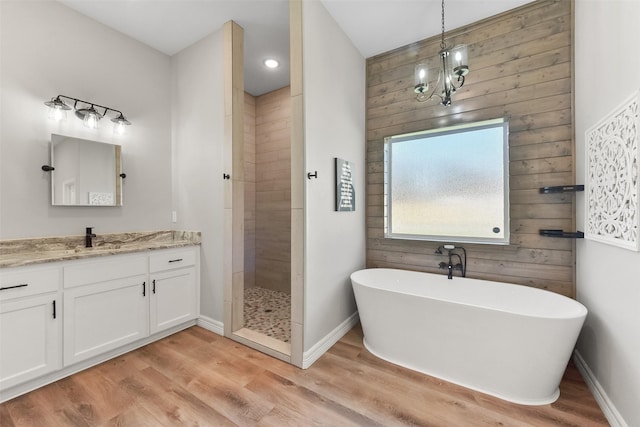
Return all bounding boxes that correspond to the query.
[85,227,96,248]
[436,244,467,279]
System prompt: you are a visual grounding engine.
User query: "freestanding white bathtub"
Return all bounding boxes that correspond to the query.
[350,268,587,405]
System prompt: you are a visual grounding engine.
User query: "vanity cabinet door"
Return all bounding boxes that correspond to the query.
[149,267,197,335]
[0,293,61,390]
[63,274,148,366]
[149,247,198,335]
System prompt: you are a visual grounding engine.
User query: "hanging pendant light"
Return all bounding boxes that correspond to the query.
[111,112,131,135]
[44,96,72,121]
[414,0,469,106]
[75,105,103,129]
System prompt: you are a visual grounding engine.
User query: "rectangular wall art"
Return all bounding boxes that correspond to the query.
[585,89,639,251]
[335,158,355,212]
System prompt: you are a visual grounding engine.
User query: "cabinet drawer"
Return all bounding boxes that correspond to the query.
[0,266,60,301]
[149,247,196,273]
[64,254,147,288]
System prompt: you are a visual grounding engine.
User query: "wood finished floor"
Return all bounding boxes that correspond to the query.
[0,325,609,426]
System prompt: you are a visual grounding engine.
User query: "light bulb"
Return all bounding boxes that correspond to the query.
[110,113,131,135]
[115,121,126,135]
[414,63,428,86]
[49,105,67,121]
[84,112,99,129]
[449,45,469,77]
[54,107,65,121]
[44,96,71,121]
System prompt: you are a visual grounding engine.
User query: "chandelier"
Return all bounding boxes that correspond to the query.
[414,0,469,106]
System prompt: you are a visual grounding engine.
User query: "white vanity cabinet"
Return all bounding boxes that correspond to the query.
[63,254,148,366]
[0,265,62,390]
[0,244,199,402]
[149,247,198,334]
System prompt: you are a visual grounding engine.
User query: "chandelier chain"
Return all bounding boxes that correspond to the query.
[440,0,446,50]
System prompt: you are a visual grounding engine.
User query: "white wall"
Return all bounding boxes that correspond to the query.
[0,1,173,239]
[302,0,366,351]
[171,32,225,321]
[574,2,640,426]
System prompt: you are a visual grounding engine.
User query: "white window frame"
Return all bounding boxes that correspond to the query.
[384,118,510,245]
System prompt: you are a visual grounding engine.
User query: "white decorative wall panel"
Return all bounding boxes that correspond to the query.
[586,90,639,251]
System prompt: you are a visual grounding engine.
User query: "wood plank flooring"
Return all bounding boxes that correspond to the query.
[0,325,609,426]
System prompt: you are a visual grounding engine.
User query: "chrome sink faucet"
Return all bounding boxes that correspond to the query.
[85,227,96,248]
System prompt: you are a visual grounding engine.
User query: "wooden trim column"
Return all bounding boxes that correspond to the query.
[223,20,245,335]
[289,0,304,367]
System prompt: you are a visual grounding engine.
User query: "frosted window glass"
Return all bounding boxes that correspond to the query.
[385,119,509,244]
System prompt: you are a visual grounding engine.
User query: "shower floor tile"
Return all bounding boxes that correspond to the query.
[244,287,291,343]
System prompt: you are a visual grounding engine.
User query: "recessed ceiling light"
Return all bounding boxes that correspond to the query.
[264,59,279,69]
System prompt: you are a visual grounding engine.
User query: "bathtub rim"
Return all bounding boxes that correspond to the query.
[350,268,587,321]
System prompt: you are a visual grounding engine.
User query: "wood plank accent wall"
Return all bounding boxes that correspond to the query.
[251,86,291,294]
[366,0,576,297]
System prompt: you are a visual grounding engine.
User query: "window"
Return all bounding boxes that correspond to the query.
[384,118,509,244]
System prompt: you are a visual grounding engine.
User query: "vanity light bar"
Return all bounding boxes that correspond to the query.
[44,95,131,132]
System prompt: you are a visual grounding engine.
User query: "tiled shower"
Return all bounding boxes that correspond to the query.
[244,86,292,343]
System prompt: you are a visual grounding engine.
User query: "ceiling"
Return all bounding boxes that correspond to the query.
[57,0,531,96]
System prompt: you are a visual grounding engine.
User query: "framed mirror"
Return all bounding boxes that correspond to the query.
[50,134,123,206]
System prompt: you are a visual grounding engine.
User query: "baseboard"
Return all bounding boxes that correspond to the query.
[197,313,358,369]
[573,350,628,427]
[196,315,224,336]
[302,311,359,369]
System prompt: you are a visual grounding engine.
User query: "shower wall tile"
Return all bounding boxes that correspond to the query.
[255,86,292,293]
[244,92,256,288]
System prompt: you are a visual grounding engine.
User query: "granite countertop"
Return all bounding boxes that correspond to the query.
[0,230,201,268]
